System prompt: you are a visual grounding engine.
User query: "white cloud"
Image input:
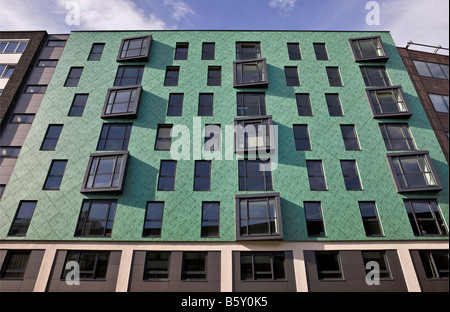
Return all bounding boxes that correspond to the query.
[381,0,449,53]
[164,0,195,21]
[0,0,167,32]
[268,0,297,16]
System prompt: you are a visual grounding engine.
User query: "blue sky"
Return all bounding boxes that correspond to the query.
[0,0,448,53]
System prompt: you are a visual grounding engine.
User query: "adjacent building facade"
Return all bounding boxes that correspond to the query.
[0,30,448,292]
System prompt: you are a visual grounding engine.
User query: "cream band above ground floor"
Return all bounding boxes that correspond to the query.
[0,240,448,292]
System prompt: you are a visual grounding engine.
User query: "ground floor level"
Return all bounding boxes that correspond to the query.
[0,240,448,292]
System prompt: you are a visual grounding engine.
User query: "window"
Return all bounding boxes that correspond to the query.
[0,184,4,198]
[68,94,89,116]
[24,85,46,94]
[194,161,211,191]
[164,66,179,86]
[361,66,391,87]
[143,202,164,237]
[102,86,142,118]
[340,160,363,190]
[386,151,442,192]
[340,125,361,151]
[0,147,20,159]
[325,94,344,116]
[234,116,274,153]
[326,67,343,86]
[235,193,283,241]
[97,123,132,151]
[202,42,215,60]
[182,252,207,280]
[419,250,449,278]
[158,160,177,191]
[306,160,327,191]
[234,59,268,88]
[0,41,27,53]
[413,60,449,79]
[46,40,66,47]
[155,125,172,151]
[62,251,110,280]
[296,93,313,116]
[404,200,448,236]
[236,42,261,60]
[359,201,383,237]
[167,93,184,116]
[366,86,411,118]
[207,66,221,86]
[114,66,144,86]
[0,65,14,78]
[80,151,129,193]
[362,251,390,279]
[201,202,220,237]
[143,251,170,280]
[304,202,326,237]
[238,159,273,191]
[287,43,302,60]
[75,199,117,237]
[241,252,286,280]
[174,42,189,60]
[315,251,343,280]
[37,60,58,67]
[10,114,34,124]
[293,124,311,151]
[198,93,213,116]
[0,251,31,279]
[8,201,37,237]
[64,67,83,87]
[313,43,329,60]
[88,43,105,61]
[284,66,300,86]
[204,124,221,152]
[237,93,266,116]
[429,93,449,113]
[43,160,67,190]
[349,37,388,62]
[40,125,63,151]
[379,123,416,151]
[117,35,151,62]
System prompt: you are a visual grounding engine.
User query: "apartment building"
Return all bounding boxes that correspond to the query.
[0,30,448,292]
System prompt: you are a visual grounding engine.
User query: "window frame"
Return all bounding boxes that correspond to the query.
[428,93,449,113]
[349,36,389,62]
[304,201,326,237]
[101,85,142,119]
[326,67,343,87]
[204,124,221,152]
[238,159,273,191]
[284,66,300,86]
[296,93,313,116]
[157,160,177,191]
[114,65,144,87]
[419,250,449,279]
[201,201,220,238]
[315,251,343,280]
[164,66,180,86]
[61,251,110,280]
[233,59,268,88]
[287,43,302,60]
[181,251,208,280]
[80,151,129,193]
[36,59,58,67]
[240,251,286,281]
[404,199,448,237]
[198,93,214,116]
[306,160,327,191]
[43,160,68,191]
[174,42,189,60]
[413,60,449,80]
[325,93,344,116]
[358,201,384,237]
[24,85,47,94]
[340,160,363,191]
[194,160,212,191]
[362,251,392,279]
[313,43,329,61]
[340,124,361,151]
[360,66,391,87]
[386,151,443,193]
[236,42,261,60]
[207,66,222,86]
[293,124,311,151]
[0,41,28,54]
[235,193,283,241]
[379,123,417,151]
[154,124,173,151]
[40,124,63,151]
[74,199,117,237]
[143,251,171,280]
[202,42,215,60]
[96,123,132,151]
[365,86,412,118]
[88,43,105,61]
[142,202,165,238]
[0,250,31,280]
[167,93,184,116]
[234,116,275,153]
[117,35,152,62]
[64,67,83,87]
[8,201,37,237]
[68,93,89,117]
[237,92,266,116]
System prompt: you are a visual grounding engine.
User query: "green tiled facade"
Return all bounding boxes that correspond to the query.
[0,30,448,243]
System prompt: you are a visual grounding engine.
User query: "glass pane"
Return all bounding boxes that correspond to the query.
[88,202,109,220]
[146,202,163,219]
[414,61,432,77]
[240,253,253,280]
[202,202,218,222]
[427,63,446,79]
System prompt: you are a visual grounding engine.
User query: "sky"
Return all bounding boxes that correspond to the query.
[0,0,448,54]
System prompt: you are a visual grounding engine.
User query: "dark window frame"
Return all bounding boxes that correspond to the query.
[164,66,180,86]
[287,43,302,60]
[74,199,117,237]
[167,93,184,116]
[143,202,164,238]
[365,86,412,118]
[40,124,63,151]
[10,114,34,124]
[233,59,268,88]
[198,93,214,116]
[419,250,449,279]
[8,201,37,237]
[207,66,222,86]
[157,160,177,191]
[114,65,144,87]
[117,35,152,62]
[236,42,261,60]
[154,125,173,151]
[379,123,416,151]
[181,252,208,280]
[0,250,31,280]
[326,67,343,87]
[362,251,392,279]
[340,160,363,191]
[296,93,313,116]
[202,42,215,60]
[238,159,273,191]
[340,124,361,151]
[361,66,391,87]
[358,201,384,237]
[234,116,275,153]
[101,85,142,119]
[143,251,171,280]
[325,93,344,116]
[237,92,266,116]
[404,199,448,237]
[293,124,311,151]
[64,67,83,87]
[68,93,89,117]
[194,160,212,191]
[235,193,283,241]
[80,151,129,193]
[306,160,327,191]
[43,160,68,191]
[24,85,47,94]
[174,42,189,60]
[96,123,132,151]
[36,59,58,67]
[386,151,443,193]
[88,43,105,61]
[304,201,326,237]
[240,251,286,281]
[284,66,300,86]
[201,201,220,238]
[349,36,389,62]
[413,60,449,80]
[61,251,110,280]
[315,251,343,280]
[204,124,221,152]
[313,43,329,61]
